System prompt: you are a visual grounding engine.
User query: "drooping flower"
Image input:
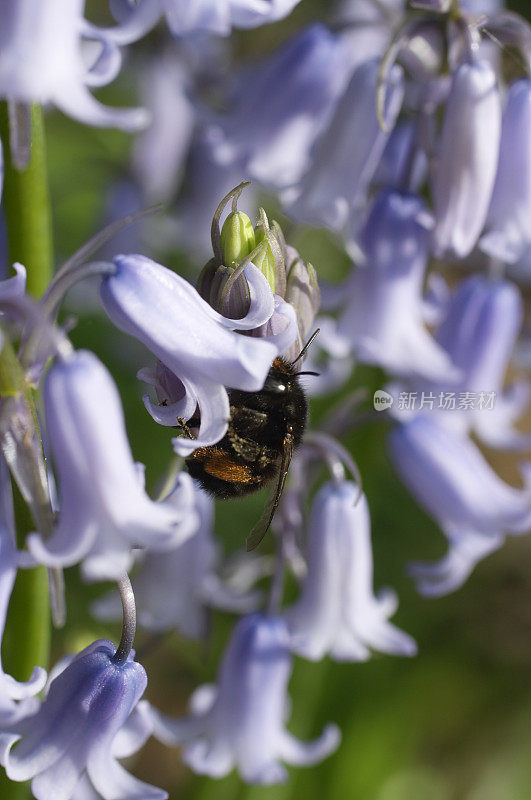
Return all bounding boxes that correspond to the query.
[93,479,261,639]
[0,639,166,800]
[0,455,46,729]
[283,58,404,231]
[131,51,195,203]
[388,417,531,596]
[388,275,530,450]
[0,0,148,130]
[432,58,501,258]
[285,482,416,661]
[337,190,458,380]
[206,24,353,190]
[108,0,302,40]
[100,254,297,455]
[24,350,188,581]
[149,614,339,783]
[481,79,531,263]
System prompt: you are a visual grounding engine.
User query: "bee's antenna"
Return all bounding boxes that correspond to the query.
[293,370,320,377]
[290,329,320,367]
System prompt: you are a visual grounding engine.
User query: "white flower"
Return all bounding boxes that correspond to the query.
[25,350,188,581]
[432,59,501,258]
[100,254,297,455]
[285,482,417,661]
[149,614,340,783]
[337,190,458,381]
[389,417,531,596]
[0,0,148,130]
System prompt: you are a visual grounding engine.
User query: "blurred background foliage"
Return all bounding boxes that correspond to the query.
[6,1,531,798]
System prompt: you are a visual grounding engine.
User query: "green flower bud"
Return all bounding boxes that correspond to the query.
[253,227,277,294]
[220,211,255,268]
[286,248,321,341]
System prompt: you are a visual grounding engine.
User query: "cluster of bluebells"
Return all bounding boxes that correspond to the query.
[0,0,529,798]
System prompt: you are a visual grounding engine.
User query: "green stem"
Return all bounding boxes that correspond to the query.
[0,103,53,298]
[0,104,53,800]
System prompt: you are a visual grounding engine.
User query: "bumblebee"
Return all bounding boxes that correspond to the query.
[183,333,318,550]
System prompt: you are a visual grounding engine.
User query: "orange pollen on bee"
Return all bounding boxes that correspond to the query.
[189,447,261,484]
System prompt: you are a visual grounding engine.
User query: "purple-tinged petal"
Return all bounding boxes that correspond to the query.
[3,639,166,800]
[151,614,338,783]
[481,79,531,263]
[26,350,185,581]
[283,58,404,230]
[338,191,458,380]
[0,0,148,130]
[389,417,531,594]
[408,528,505,597]
[0,262,26,303]
[432,59,501,258]
[286,482,416,661]
[208,25,352,190]
[100,255,277,389]
[132,51,195,203]
[279,725,341,766]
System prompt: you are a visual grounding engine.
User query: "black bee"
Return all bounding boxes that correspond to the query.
[183,333,318,550]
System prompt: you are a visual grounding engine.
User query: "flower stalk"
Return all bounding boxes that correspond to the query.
[0,103,53,298]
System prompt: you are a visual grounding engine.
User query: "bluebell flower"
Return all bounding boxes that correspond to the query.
[206,25,352,190]
[93,478,261,639]
[0,455,46,729]
[388,275,530,450]
[373,120,427,193]
[0,639,166,800]
[100,254,297,455]
[285,482,416,661]
[0,0,148,130]
[481,79,531,263]
[149,614,340,783]
[131,51,195,203]
[283,58,404,230]
[69,700,155,800]
[108,0,302,39]
[432,58,501,258]
[337,190,458,380]
[388,417,531,596]
[25,350,187,581]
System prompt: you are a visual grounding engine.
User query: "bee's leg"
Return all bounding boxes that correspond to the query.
[177,417,196,440]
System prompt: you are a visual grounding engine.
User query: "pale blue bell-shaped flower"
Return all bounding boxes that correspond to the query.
[25,350,187,581]
[282,58,404,230]
[0,640,166,800]
[93,479,261,638]
[337,190,458,380]
[0,455,46,729]
[388,417,531,596]
[100,254,297,455]
[108,0,302,40]
[206,24,353,190]
[132,51,195,204]
[149,614,340,783]
[0,0,148,130]
[285,482,416,661]
[432,58,501,258]
[69,700,155,800]
[481,79,531,263]
[388,275,530,450]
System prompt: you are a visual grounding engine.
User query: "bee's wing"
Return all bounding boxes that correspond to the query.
[246,431,294,552]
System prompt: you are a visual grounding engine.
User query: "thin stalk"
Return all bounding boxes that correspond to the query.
[113,574,137,665]
[0,103,53,298]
